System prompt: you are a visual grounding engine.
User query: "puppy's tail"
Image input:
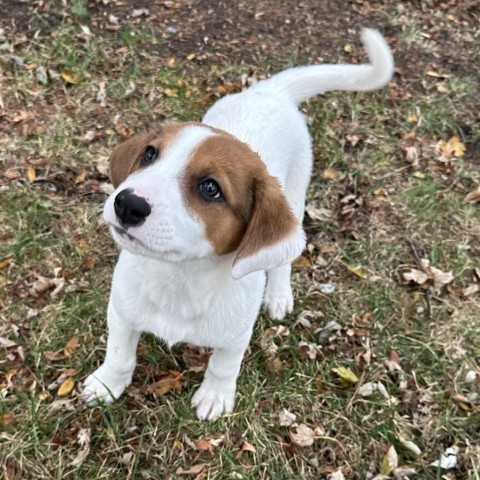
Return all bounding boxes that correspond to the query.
[256,28,394,104]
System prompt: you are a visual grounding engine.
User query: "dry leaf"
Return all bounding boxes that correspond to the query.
[322,167,342,180]
[404,146,420,168]
[465,187,480,204]
[289,423,315,447]
[57,377,75,396]
[26,166,36,183]
[176,464,206,475]
[64,336,79,357]
[332,366,359,386]
[430,446,458,469]
[401,268,429,286]
[75,169,86,184]
[462,283,479,297]
[242,441,257,453]
[148,370,183,396]
[68,428,91,467]
[439,136,466,158]
[380,445,398,475]
[328,469,345,480]
[397,435,421,457]
[305,205,334,222]
[163,87,178,97]
[0,257,12,270]
[279,408,297,427]
[60,68,80,84]
[346,264,369,280]
[194,438,213,453]
[0,412,15,425]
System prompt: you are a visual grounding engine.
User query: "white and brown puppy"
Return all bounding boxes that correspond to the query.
[82,29,393,420]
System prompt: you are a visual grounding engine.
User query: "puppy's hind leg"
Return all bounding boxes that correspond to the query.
[263,263,294,320]
[264,148,312,320]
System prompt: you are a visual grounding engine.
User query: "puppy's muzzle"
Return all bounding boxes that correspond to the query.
[114,188,151,227]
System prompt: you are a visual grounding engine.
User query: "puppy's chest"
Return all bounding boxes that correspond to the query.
[111,254,264,347]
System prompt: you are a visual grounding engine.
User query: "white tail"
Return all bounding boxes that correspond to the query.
[254,28,394,105]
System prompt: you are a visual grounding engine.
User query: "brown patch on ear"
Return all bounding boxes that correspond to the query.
[183,131,297,257]
[109,122,194,188]
[235,175,298,261]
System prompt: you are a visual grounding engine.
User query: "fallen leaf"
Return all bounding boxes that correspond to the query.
[430,446,458,469]
[26,166,36,183]
[242,441,257,453]
[68,428,91,467]
[57,377,75,397]
[346,264,369,280]
[465,187,480,204]
[0,257,12,270]
[305,205,334,222]
[0,412,15,425]
[75,169,86,184]
[462,283,480,297]
[380,445,398,475]
[289,423,315,447]
[401,268,429,286]
[163,87,178,97]
[279,408,297,427]
[452,393,473,411]
[358,382,377,397]
[148,370,183,396]
[60,68,80,84]
[332,366,359,386]
[397,434,421,457]
[439,136,466,158]
[328,469,345,480]
[64,336,79,357]
[322,167,342,180]
[194,438,213,453]
[176,464,206,475]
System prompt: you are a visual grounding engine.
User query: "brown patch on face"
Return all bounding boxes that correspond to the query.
[109,121,199,188]
[183,132,298,257]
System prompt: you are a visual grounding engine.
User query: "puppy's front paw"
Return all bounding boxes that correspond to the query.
[263,289,294,320]
[82,365,131,406]
[191,379,235,421]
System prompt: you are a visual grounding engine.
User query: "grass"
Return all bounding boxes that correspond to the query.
[1,3,480,480]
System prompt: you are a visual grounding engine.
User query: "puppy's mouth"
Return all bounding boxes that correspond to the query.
[110,224,149,249]
[108,224,180,259]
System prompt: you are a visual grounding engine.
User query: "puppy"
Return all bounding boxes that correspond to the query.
[82,29,393,420]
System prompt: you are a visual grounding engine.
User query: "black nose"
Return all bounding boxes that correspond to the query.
[114,188,151,227]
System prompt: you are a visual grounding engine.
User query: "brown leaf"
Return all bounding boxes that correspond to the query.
[26,166,36,183]
[44,350,67,362]
[176,464,206,475]
[0,412,15,425]
[465,187,480,204]
[242,441,257,453]
[75,169,87,184]
[148,370,183,396]
[194,439,213,453]
[57,377,75,397]
[0,257,12,270]
[463,283,480,297]
[64,336,79,357]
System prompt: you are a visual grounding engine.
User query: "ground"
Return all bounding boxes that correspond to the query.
[1,1,479,479]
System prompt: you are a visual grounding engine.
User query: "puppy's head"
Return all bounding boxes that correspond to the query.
[104,122,305,278]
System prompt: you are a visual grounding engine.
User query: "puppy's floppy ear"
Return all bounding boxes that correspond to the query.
[231,174,305,279]
[109,134,149,188]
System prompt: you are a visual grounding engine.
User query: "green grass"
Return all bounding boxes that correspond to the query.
[1,4,480,480]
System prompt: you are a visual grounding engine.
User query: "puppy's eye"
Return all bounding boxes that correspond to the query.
[198,179,222,201]
[140,145,159,167]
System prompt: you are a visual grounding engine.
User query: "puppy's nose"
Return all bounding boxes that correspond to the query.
[114,188,151,227]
